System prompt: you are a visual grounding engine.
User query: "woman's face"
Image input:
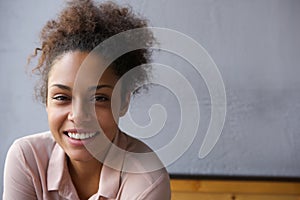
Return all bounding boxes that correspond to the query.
[46,51,124,162]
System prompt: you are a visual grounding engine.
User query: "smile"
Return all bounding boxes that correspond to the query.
[64,131,98,140]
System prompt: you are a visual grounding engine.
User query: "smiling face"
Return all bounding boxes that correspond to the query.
[46,51,125,162]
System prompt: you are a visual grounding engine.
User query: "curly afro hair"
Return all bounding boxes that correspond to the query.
[29,0,155,104]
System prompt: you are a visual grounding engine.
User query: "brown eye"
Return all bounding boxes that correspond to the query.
[52,95,71,101]
[91,95,109,102]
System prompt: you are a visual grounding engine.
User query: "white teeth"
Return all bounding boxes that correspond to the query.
[67,132,97,140]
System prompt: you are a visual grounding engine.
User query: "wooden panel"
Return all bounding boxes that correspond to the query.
[236,194,300,200]
[172,192,231,200]
[170,179,300,200]
[172,192,300,200]
[171,180,300,195]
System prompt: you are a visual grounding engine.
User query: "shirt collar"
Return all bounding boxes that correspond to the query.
[97,131,127,199]
[47,143,65,191]
[47,131,127,199]
[47,143,79,199]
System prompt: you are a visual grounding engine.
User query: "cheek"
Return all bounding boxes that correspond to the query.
[96,109,117,126]
[47,106,68,130]
[96,108,119,137]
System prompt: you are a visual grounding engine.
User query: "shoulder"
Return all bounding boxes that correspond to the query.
[120,166,171,199]
[3,131,57,199]
[118,131,153,153]
[7,131,56,169]
[9,131,55,154]
[12,131,55,145]
[117,132,171,199]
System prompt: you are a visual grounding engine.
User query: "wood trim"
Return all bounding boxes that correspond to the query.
[170,179,300,195]
[170,174,300,182]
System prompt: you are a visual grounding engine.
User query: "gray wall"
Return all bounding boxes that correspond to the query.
[1,0,300,195]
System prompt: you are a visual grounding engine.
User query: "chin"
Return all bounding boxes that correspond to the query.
[66,149,97,163]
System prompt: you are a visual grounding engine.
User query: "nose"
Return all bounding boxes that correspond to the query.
[68,99,93,125]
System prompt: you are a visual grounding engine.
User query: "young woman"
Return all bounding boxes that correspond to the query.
[3,1,171,199]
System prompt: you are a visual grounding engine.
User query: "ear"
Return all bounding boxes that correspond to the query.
[119,92,131,117]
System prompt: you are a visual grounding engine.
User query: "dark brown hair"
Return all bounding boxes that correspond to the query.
[29,0,154,104]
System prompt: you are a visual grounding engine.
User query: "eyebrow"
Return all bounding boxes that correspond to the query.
[88,85,113,91]
[50,84,71,91]
[50,84,113,91]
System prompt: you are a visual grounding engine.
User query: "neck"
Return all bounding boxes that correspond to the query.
[68,157,102,199]
[68,157,102,180]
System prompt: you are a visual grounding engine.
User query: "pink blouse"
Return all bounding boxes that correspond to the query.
[3,131,170,200]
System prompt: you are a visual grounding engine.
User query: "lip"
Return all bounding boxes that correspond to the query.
[63,129,99,147]
[64,128,98,133]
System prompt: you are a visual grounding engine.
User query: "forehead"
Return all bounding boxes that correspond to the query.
[48,51,119,89]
